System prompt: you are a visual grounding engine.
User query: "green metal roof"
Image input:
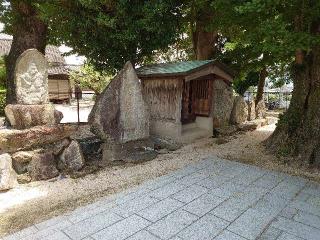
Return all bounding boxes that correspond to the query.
[136,60,214,76]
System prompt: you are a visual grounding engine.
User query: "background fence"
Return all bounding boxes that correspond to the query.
[244,91,292,110]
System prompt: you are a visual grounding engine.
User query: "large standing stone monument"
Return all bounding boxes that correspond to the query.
[5,49,62,129]
[230,96,248,125]
[89,61,154,162]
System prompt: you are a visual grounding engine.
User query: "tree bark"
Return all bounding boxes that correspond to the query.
[255,67,267,106]
[192,20,218,60]
[266,44,320,165]
[5,1,47,104]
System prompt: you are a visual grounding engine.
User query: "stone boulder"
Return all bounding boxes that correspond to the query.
[77,137,102,157]
[28,152,59,181]
[230,96,248,125]
[89,61,149,143]
[54,110,64,123]
[0,125,77,153]
[213,125,238,137]
[59,141,84,171]
[51,138,70,156]
[152,136,182,151]
[11,150,40,174]
[255,100,266,119]
[5,104,62,129]
[0,153,18,191]
[102,139,155,163]
[247,100,256,121]
[211,80,234,127]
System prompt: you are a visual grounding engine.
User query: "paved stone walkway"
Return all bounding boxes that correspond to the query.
[3,157,320,240]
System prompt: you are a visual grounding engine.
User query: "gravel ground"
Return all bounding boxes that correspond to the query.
[1,123,319,236]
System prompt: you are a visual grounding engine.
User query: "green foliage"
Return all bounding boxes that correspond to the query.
[147,32,194,63]
[38,0,184,73]
[267,63,292,88]
[2,0,185,73]
[212,0,320,68]
[0,57,6,89]
[70,64,112,94]
[0,90,6,117]
[233,71,260,95]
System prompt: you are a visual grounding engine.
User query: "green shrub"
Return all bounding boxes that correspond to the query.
[0,90,6,116]
[0,57,6,89]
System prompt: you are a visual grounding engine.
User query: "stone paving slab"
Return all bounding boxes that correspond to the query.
[91,215,151,240]
[137,198,184,222]
[258,226,282,240]
[182,192,225,217]
[63,212,123,240]
[270,217,320,240]
[3,156,320,240]
[177,213,229,240]
[146,209,198,239]
[126,230,160,240]
[214,230,247,240]
[170,184,208,203]
[227,208,278,240]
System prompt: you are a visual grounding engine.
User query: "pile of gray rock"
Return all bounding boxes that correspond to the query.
[0,49,85,191]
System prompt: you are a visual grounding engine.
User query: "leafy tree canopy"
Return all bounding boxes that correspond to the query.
[233,71,260,96]
[212,0,320,66]
[1,0,185,73]
[41,0,184,73]
[209,0,320,94]
[70,63,112,95]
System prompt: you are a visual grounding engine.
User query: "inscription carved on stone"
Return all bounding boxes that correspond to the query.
[15,49,48,104]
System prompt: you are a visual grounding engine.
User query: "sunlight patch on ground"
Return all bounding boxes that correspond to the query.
[256,123,276,133]
[0,187,47,213]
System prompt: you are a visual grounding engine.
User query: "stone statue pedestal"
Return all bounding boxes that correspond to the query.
[5,104,61,129]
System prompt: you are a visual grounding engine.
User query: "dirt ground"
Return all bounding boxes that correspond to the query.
[1,123,319,237]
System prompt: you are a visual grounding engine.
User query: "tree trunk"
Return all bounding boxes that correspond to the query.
[254,67,267,118]
[255,67,267,106]
[266,45,320,165]
[192,21,218,60]
[5,1,47,104]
